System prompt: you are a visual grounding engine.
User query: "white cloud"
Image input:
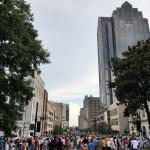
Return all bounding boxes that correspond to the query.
[26,0,150,126]
[69,102,80,126]
[48,68,99,100]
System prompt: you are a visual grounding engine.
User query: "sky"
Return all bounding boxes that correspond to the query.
[26,0,150,126]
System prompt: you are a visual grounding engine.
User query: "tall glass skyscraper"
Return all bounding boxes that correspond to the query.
[97,2,150,107]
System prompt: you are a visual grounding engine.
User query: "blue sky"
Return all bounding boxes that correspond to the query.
[26,0,150,126]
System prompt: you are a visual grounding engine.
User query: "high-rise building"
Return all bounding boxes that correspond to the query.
[97,1,150,107]
[83,95,101,131]
[78,108,88,130]
[46,101,55,134]
[61,104,69,128]
[46,101,69,134]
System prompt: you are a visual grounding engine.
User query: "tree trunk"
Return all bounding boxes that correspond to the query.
[144,101,150,130]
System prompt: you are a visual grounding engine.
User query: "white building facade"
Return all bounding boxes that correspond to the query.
[129,109,149,137]
[17,72,45,137]
[61,104,69,129]
[78,108,88,130]
[109,102,129,134]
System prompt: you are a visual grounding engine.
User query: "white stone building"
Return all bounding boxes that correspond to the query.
[17,72,45,137]
[61,104,69,128]
[46,101,69,133]
[129,109,149,137]
[78,108,88,130]
[109,102,129,134]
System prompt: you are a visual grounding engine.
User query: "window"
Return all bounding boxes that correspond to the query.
[111,118,118,125]
[111,109,117,116]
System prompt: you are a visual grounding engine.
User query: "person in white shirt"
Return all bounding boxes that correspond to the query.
[107,138,111,150]
[110,137,116,150]
[5,140,11,150]
[131,138,139,150]
[62,137,65,146]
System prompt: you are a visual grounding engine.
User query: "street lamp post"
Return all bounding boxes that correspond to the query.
[34,102,38,139]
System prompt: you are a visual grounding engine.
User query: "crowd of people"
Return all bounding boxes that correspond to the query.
[0,135,149,150]
[0,136,69,150]
[71,135,146,150]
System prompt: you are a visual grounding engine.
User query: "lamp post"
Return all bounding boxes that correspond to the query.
[34,102,38,139]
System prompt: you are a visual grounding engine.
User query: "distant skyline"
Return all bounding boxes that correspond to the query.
[26,0,150,126]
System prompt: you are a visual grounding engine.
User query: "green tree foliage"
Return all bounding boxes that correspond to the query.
[97,123,113,135]
[52,124,63,136]
[109,39,150,129]
[0,0,50,135]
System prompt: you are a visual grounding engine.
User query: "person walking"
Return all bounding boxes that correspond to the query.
[48,138,53,150]
[43,139,48,150]
[27,138,34,150]
[5,140,11,150]
[106,138,111,150]
[82,144,88,150]
[131,138,139,150]
[0,137,4,150]
[51,137,57,150]
[102,137,107,150]
[57,138,63,150]
[92,136,97,148]
[88,139,95,150]
[95,137,101,150]
[123,138,129,150]
[22,140,27,150]
[110,137,115,150]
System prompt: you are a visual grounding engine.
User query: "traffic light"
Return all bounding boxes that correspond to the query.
[37,121,41,132]
[30,124,35,130]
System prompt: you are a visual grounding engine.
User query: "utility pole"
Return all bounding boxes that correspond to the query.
[34,102,38,139]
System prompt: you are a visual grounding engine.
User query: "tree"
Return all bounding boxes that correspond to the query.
[52,124,63,136]
[109,39,150,129]
[97,123,113,134]
[0,0,50,135]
